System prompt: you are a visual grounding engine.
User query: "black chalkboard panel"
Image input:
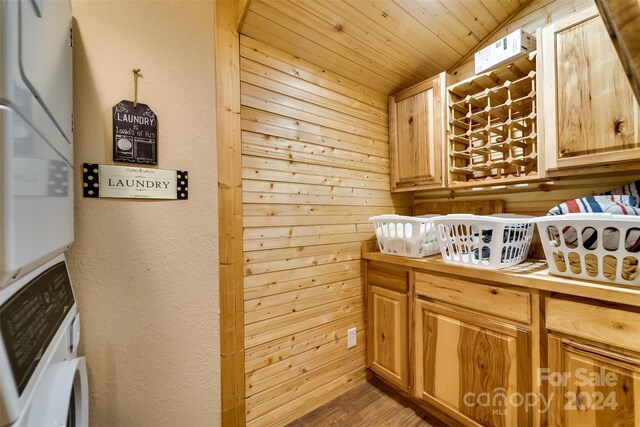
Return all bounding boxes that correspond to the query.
[113,100,158,165]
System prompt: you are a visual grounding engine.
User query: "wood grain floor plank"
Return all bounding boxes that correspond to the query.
[285,377,449,427]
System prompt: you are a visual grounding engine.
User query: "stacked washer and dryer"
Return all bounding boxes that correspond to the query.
[1,0,88,426]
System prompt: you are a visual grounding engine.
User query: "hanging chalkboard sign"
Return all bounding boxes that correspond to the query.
[113,100,158,165]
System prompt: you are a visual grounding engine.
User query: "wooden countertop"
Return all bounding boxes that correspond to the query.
[363,252,640,307]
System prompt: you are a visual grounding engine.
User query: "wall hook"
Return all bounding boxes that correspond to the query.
[133,68,142,108]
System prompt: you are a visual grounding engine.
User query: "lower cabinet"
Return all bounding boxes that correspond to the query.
[547,335,640,427]
[545,297,640,427]
[366,262,410,390]
[366,261,640,427]
[368,284,408,389]
[414,299,532,427]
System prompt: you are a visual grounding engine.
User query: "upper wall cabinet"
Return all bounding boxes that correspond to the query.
[540,7,640,177]
[389,72,448,192]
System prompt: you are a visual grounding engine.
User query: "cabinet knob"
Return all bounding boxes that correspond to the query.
[615,119,626,134]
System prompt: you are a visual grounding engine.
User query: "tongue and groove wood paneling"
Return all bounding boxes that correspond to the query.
[240,0,533,94]
[450,0,595,81]
[240,35,411,426]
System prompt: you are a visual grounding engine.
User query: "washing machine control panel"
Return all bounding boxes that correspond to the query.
[0,261,75,394]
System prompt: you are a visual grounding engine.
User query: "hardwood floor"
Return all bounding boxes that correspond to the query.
[286,376,447,427]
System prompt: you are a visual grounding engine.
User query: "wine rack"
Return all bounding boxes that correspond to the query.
[448,52,539,187]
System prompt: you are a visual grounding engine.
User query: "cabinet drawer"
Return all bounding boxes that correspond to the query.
[367,262,409,293]
[546,298,640,353]
[415,272,531,323]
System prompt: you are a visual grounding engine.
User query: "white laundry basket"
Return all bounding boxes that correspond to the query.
[370,215,440,258]
[536,213,640,286]
[433,214,535,269]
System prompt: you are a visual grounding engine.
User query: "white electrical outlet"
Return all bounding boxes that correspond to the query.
[347,327,357,349]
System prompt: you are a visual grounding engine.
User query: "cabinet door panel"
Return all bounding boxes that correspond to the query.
[541,7,640,174]
[390,73,446,192]
[368,285,408,389]
[556,15,638,158]
[396,89,435,183]
[548,335,640,427]
[415,300,531,427]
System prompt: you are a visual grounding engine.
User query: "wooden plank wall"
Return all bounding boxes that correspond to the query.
[239,35,411,426]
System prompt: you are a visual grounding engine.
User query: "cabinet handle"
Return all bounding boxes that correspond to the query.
[615,119,626,134]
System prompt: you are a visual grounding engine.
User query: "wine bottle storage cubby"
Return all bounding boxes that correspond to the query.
[448,52,539,187]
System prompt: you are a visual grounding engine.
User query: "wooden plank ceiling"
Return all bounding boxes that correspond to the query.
[240,0,533,95]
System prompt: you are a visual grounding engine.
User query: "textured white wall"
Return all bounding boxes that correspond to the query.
[67,1,220,426]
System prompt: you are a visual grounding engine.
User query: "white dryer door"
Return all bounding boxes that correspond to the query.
[19,0,73,145]
[25,357,88,427]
